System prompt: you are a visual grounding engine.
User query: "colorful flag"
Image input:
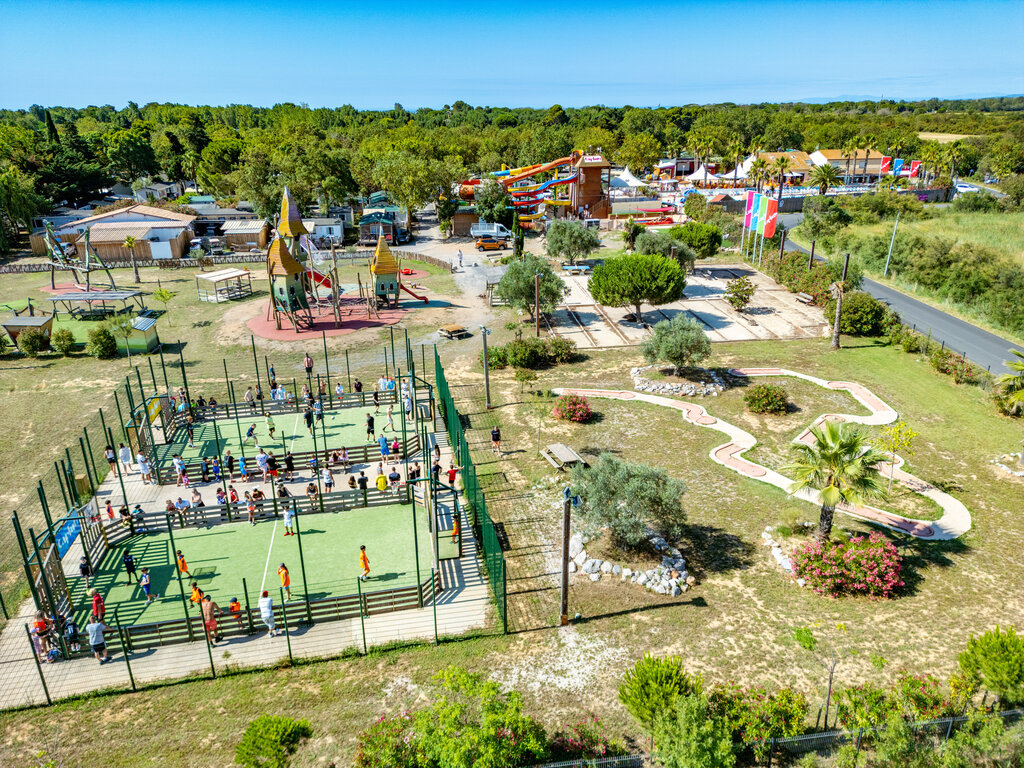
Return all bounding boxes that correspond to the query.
[743,191,756,228]
[892,159,904,176]
[756,195,769,235]
[749,193,761,232]
[880,156,892,174]
[763,198,779,239]
[909,160,921,178]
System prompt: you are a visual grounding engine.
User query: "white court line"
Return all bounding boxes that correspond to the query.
[288,412,302,452]
[259,518,280,594]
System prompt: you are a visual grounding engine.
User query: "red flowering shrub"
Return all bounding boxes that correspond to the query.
[891,671,959,720]
[708,683,808,761]
[354,712,419,768]
[553,393,592,423]
[550,714,626,760]
[792,532,904,599]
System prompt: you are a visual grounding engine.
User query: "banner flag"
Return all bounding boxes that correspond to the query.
[909,160,921,177]
[756,195,769,235]
[743,191,756,227]
[763,198,779,239]
[892,159,904,176]
[749,193,761,232]
[880,156,892,174]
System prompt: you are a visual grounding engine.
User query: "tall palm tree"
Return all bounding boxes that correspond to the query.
[842,139,858,184]
[748,158,770,193]
[688,134,715,187]
[784,421,889,541]
[772,155,792,202]
[944,141,966,184]
[726,138,746,187]
[861,135,878,185]
[122,235,140,283]
[997,350,1024,409]
[808,163,842,196]
[920,142,940,186]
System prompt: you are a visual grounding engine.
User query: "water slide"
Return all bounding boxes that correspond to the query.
[508,174,578,196]
[499,152,580,187]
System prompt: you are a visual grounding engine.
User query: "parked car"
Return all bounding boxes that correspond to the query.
[475,237,507,251]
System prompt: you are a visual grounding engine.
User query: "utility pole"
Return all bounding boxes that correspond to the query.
[883,212,900,277]
[480,326,491,409]
[560,486,580,626]
[534,273,540,337]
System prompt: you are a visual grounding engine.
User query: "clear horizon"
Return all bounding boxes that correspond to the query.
[0,0,1022,110]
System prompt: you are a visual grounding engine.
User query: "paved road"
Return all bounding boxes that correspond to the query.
[778,214,1023,374]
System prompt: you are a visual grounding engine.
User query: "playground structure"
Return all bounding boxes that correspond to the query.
[457,150,611,225]
[368,235,428,310]
[1,300,55,350]
[42,221,118,292]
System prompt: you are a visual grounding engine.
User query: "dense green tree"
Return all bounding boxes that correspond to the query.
[0,165,40,252]
[642,315,712,372]
[474,180,511,226]
[104,127,159,182]
[589,253,686,323]
[636,230,698,270]
[959,626,1024,706]
[494,253,566,320]
[615,133,662,172]
[619,654,704,734]
[545,220,601,264]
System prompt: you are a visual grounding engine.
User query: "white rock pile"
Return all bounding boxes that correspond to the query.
[568,531,696,597]
[992,453,1024,477]
[630,365,727,397]
[761,524,807,587]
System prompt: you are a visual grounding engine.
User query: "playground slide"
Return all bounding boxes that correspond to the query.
[500,152,580,187]
[490,162,542,179]
[306,268,332,290]
[508,174,578,196]
[400,283,428,303]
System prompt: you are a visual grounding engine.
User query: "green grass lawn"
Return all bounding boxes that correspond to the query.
[68,502,435,628]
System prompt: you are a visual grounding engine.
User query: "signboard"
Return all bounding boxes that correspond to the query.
[582,155,604,163]
[55,507,86,558]
[147,396,162,424]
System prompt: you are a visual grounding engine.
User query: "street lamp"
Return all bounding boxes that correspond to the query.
[560,485,581,625]
[480,326,492,409]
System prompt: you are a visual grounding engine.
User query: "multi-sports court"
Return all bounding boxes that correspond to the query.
[68,500,445,629]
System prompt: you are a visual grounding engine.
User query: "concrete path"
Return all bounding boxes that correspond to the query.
[555,368,972,540]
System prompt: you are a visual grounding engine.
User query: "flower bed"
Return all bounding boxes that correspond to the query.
[791,532,904,599]
[553,393,593,423]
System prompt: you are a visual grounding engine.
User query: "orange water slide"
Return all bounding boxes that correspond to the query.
[500,151,580,187]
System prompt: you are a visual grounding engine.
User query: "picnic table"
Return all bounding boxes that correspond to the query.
[540,443,587,471]
[562,264,591,276]
[438,324,471,340]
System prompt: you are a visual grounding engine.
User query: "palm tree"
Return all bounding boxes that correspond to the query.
[784,421,889,541]
[997,350,1024,409]
[920,142,940,186]
[842,139,858,184]
[122,235,140,283]
[861,135,878,185]
[772,155,792,202]
[944,141,966,184]
[808,164,842,196]
[726,138,746,187]
[688,134,715,187]
[749,159,770,193]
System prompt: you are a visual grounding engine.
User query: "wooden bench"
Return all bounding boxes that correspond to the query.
[540,443,587,471]
[795,292,815,305]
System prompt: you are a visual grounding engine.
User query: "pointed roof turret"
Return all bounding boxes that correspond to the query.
[277,187,308,238]
[267,234,305,276]
[369,234,399,275]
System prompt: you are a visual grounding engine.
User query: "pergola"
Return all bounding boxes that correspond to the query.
[196,267,254,303]
[47,290,145,320]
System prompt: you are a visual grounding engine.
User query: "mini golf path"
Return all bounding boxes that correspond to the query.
[555,367,972,540]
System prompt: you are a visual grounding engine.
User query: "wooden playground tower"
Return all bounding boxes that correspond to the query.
[43,221,118,291]
[267,188,318,332]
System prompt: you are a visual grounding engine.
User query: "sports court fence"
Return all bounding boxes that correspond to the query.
[434,347,508,633]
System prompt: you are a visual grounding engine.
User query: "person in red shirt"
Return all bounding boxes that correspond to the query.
[89,588,105,621]
[446,464,460,488]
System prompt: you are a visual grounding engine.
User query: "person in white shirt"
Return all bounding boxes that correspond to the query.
[137,453,152,484]
[118,443,133,473]
[257,590,276,636]
[335,382,345,398]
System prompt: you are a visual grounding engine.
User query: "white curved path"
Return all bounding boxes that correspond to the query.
[556,367,972,540]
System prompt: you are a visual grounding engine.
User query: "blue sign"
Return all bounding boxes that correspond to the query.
[55,514,82,558]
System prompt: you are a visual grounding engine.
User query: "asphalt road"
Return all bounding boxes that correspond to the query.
[777,214,1023,374]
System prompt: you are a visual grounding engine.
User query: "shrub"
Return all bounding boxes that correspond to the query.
[618,654,704,733]
[0,333,8,355]
[959,626,1024,706]
[930,348,986,385]
[234,714,312,768]
[744,383,789,415]
[545,336,578,363]
[485,337,546,369]
[16,327,47,356]
[724,275,755,310]
[514,367,538,393]
[549,714,626,761]
[86,326,118,359]
[835,683,891,729]
[49,327,76,356]
[684,193,708,221]
[952,192,1000,212]
[675,221,723,258]
[708,684,808,761]
[653,693,736,768]
[891,671,959,720]
[791,532,904,599]
[642,315,711,373]
[552,393,592,423]
[355,712,419,768]
[823,291,889,336]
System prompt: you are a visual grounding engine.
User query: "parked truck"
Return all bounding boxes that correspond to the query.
[469,222,512,239]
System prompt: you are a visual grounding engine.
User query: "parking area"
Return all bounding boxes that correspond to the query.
[547,265,829,348]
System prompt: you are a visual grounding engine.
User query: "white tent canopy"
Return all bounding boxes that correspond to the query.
[613,167,648,188]
[685,165,720,182]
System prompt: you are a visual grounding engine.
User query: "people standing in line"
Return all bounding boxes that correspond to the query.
[258,590,276,637]
[85,617,110,664]
[104,445,116,473]
[118,443,133,474]
[375,472,387,493]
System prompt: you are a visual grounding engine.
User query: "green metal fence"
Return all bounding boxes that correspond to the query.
[434,347,507,633]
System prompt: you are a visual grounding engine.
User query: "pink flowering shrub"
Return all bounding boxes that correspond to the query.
[792,532,904,599]
[355,712,419,768]
[552,393,592,423]
[550,714,626,760]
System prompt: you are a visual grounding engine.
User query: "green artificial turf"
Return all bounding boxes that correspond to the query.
[68,501,435,627]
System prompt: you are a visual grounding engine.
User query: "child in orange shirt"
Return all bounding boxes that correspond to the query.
[227,597,244,629]
[176,550,191,578]
[359,545,370,582]
[277,563,291,600]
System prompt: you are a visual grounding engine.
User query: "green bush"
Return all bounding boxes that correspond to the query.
[86,326,118,359]
[684,193,708,221]
[545,336,578,363]
[0,332,9,355]
[234,715,312,768]
[959,626,1024,706]
[618,653,704,733]
[355,713,419,768]
[708,684,808,762]
[550,714,626,761]
[485,336,578,370]
[823,291,889,336]
[952,192,1001,212]
[835,683,891,729]
[49,327,76,356]
[17,327,47,356]
[653,693,736,768]
[674,221,723,259]
[744,383,789,414]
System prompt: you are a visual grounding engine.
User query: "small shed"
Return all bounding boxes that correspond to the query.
[220,219,269,250]
[452,206,479,237]
[2,313,55,350]
[196,268,255,303]
[119,315,161,354]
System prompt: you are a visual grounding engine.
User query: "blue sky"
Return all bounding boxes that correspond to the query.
[1,0,1021,109]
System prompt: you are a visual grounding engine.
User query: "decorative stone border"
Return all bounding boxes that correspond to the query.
[992,453,1024,477]
[761,524,808,587]
[567,531,697,596]
[630,365,727,398]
